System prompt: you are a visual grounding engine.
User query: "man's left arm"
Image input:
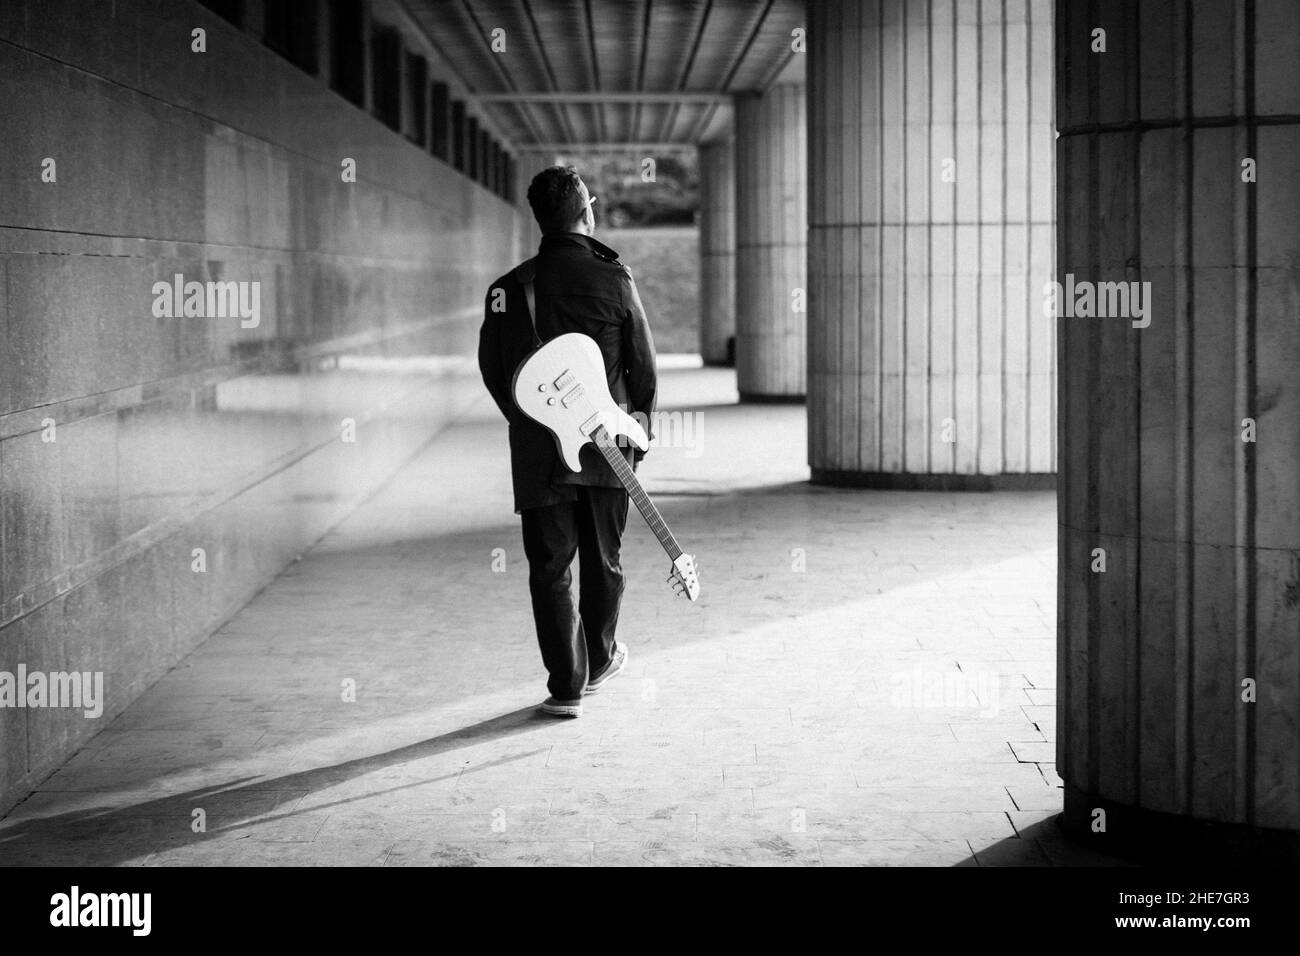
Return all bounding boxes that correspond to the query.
[621,268,658,451]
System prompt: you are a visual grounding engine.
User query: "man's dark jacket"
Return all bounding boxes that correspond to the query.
[479,232,658,513]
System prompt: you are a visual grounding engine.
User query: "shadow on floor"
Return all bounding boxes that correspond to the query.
[0,706,555,866]
[959,814,1133,867]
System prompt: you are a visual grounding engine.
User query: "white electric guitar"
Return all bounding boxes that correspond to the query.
[513,332,701,602]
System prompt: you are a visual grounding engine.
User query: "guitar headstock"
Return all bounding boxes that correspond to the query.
[668,553,701,602]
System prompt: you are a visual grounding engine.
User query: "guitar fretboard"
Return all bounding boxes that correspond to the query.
[590,425,683,561]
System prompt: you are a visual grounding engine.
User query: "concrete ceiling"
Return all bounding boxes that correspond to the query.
[393,0,805,149]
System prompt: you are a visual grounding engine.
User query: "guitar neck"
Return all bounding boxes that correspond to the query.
[590,425,683,561]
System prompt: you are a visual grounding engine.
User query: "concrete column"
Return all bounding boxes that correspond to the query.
[698,138,736,366]
[807,0,1055,486]
[1055,0,1300,860]
[734,83,806,400]
[514,150,553,252]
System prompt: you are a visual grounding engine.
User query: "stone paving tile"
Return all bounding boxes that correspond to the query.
[947,720,1047,743]
[1039,766,1065,788]
[1021,704,1056,726]
[749,783,1017,816]
[593,836,823,867]
[822,811,1019,843]
[65,727,273,762]
[204,810,330,844]
[542,786,756,816]
[820,839,978,866]
[0,370,1127,866]
[968,837,1054,866]
[852,759,1050,790]
[721,765,857,789]
[0,839,159,867]
[1005,785,1066,812]
[849,786,1020,812]
[0,815,164,866]
[142,838,337,867]
[1009,741,1057,764]
[385,839,596,867]
[1007,810,1135,867]
[32,750,308,794]
[1023,687,1056,707]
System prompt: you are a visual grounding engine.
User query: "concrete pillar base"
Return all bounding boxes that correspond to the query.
[738,392,805,406]
[1061,785,1300,865]
[811,470,1055,492]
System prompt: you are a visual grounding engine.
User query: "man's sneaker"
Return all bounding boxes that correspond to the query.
[585,642,628,695]
[540,697,583,718]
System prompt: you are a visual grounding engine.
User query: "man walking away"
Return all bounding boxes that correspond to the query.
[478,166,658,718]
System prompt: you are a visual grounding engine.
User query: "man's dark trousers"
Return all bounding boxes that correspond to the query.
[521,486,630,700]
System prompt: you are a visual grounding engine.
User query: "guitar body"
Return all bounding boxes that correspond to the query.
[511,333,649,471]
[512,332,701,602]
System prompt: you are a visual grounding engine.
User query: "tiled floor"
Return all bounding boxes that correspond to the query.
[0,367,1124,866]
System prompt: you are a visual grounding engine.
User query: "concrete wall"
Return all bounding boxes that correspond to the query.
[807,0,1056,486]
[0,1,521,814]
[1057,0,1300,849]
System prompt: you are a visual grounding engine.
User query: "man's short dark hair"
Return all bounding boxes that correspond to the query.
[527,166,586,234]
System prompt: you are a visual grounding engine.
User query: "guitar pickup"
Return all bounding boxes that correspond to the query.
[579,412,601,435]
[553,370,575,391]
[560,384,585,408]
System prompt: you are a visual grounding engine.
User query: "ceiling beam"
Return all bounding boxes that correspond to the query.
[658,0,714,141]
[580,0,608,142]
[519,0,580,144]
[384,0,519,149]
[687,0,775,141]
[447,0,550,148]
[471,92,731,104]
[630,0,653,143]
[521,142,698,152]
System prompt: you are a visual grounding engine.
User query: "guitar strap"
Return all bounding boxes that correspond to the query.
[513,257,542,348]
